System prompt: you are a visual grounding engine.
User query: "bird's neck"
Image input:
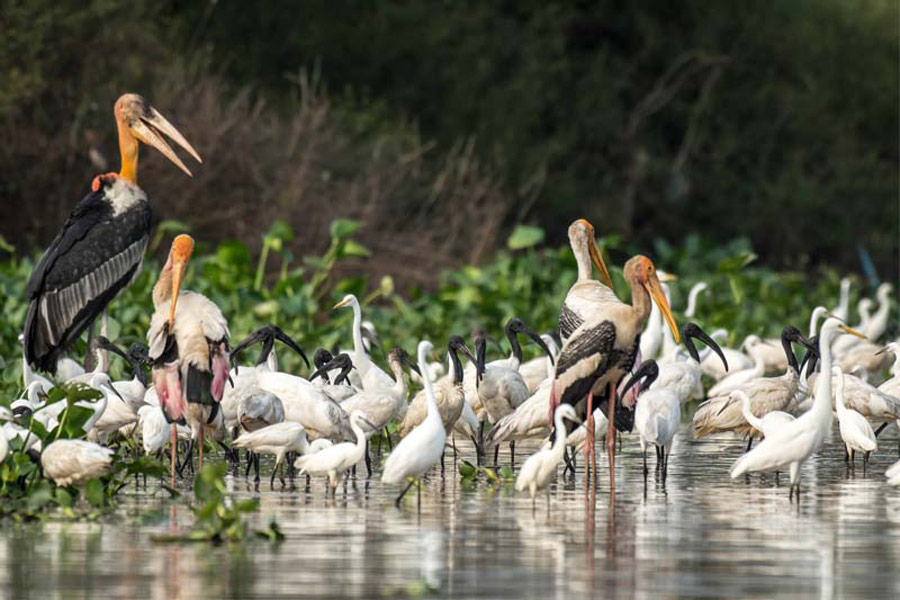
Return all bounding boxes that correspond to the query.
[153,261,173,308]
[629,277,653,331]
[84,390,109,432]
[350,302,365,360]
[551,412,567,456]
[117,120,139,183]
[573,238,592,282]
[448,349,463,385]
[389,360,407,398]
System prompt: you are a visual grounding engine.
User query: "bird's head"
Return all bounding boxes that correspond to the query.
[568,218,613,288]
[166,234,195,328]
[625,255,680,343]
[114,93,202,182]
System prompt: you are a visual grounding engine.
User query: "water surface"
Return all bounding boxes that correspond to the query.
[1,424,898,599]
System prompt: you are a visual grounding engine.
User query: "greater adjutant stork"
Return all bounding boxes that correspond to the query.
[550,255,680,492]
[24,94,201,373]
[148,235,230,485]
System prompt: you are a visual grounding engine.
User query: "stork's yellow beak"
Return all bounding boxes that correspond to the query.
[167,235,195,327]
[587,235,613,289]
[645,273,680,343]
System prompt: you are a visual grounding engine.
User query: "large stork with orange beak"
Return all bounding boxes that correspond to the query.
[551,255,680,492]
[23,94,201,373]
[148,235,230,485]
[558,219,616,343]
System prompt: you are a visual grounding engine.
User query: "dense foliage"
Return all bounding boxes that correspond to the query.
[1,0,896,279]
[0,220,867,402]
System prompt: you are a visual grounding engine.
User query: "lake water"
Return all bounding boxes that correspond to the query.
[1,423,898,600]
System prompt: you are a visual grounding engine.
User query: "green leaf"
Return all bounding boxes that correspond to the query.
[458,460,477,479]
[507,225,544,250]
[84,480,105,507]
[26,481,53,511]
[340,240,371,258]
[330,219,362,240]
[717,251,757,273]
[216,240,252,269]
[265,219,294,243]
[55,487,73,508]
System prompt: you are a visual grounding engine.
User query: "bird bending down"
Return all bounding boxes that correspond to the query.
[24,93,200,374]
[148,235,230,486]
[550,255,680,493]
[730,319,863,501]
[382,340,447,508]
[515,404,580,507]
[41,439,114,488]
[233,421,309,488]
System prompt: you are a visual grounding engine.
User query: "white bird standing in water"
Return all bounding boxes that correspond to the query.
[515,403,580,505]
[382,340,447,507]
[233,421,309,488]
[833,365,877,467]
[294,412,369,495]
[730,318,863,501]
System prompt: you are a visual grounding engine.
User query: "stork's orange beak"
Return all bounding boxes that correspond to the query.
[644,273,680,344]
[167,235,195,327]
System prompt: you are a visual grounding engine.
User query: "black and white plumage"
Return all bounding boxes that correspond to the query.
[23,93,200,374]
[24,177,151,372]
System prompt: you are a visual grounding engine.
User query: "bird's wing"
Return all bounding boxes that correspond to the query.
[25,184,151,372]
[554,320,616,409]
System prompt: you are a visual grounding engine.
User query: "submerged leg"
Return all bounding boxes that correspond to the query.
[169,427,177,488]
[585,389,595,491]
[395,479,416,507]
[606,381,617,493]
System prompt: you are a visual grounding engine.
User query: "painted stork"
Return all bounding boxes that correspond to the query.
[558,219,615,344]
[148,235,230,485]
[24,94,200,373]
[550,255,680,492]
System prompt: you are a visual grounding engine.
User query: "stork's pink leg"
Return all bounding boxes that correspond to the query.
[198,422,205,472]
[585,389,594,492]
[607,381,617,493]
[170,426,177,488]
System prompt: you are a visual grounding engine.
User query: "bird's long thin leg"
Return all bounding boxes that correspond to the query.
[746,435,754,452]
[365,441,372,478]
[170,426,177,488]
[642,448,648,479]
[440,450,445,476]
[585,388,595,492]
[100,309,109,370]
[270,460,278,489]
[606,381,617,493]
[874,422,889,437]
[493,443,500,468]
[396,479,416,507]
[254,453,261,485]
[510,441,515,469]
[198,422,205,472]
[245,452,254,479]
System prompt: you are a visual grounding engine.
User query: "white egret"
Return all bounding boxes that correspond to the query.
[382,340,446,507]
[515,404,580,505]
[833,365,877,468]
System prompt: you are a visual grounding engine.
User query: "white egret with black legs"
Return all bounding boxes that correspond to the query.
[833,365,877,468]
[382,340,447,508]
[730,318,864,501]
[515,403,580,506]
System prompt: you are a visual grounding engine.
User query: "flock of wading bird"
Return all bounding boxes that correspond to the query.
[8,93,900,509]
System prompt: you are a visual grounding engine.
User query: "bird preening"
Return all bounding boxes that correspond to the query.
[11,94,900,523]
